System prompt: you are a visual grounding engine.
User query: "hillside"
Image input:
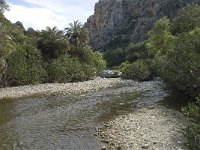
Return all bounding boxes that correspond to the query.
[85,0,200,51]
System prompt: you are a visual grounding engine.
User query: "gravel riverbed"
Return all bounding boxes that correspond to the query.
[98,107,190,150]
[0,78,131,100]
[96,79,191,150]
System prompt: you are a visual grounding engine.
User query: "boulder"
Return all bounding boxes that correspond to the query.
[100,70,122,78]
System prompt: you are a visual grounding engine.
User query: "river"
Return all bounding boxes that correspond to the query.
[0,79,177,150]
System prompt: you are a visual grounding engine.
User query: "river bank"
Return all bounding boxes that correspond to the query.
[96,79,191,150]
[0,78,133,100]
[98,106,190,150]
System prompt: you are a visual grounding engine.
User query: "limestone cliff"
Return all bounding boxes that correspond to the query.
[85,0,200,51]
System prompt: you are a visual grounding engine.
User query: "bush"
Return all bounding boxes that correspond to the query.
[104,48,126,68]
[182,95,200,150]
[6,45,47,86]
[48,56,100,83]
[116,61,131,73]
[90,52,106,74]
[125,41,148,63]
[121,59,151,81]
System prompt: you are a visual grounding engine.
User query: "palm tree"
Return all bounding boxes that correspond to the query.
[64,21,88,51]
[37,26,69,61]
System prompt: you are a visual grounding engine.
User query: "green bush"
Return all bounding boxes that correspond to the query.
[6,45,47,86]
[182,95,200,150]
[121,59,151,81]
[48,56,100,83]
[104,48,126,68]
[90,52,106,74]
[116,61,131,73]
[125,41,148,63]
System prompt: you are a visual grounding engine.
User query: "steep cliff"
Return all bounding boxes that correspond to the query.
[85,0,200,51]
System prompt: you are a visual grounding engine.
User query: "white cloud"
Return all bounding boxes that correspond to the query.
[4,0,98,30]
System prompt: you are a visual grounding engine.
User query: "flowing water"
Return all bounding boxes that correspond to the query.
[0,80,184,150]
[0,86,141,150]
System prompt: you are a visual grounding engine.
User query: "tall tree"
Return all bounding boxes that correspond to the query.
[37,26,69,61]
[65,21,88,50]
[64,21,90,60]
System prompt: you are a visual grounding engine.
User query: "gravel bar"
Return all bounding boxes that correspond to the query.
[0,78,132,100]
[98,107,190,150]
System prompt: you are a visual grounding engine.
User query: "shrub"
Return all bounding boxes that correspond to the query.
[6,45,47,86]
[90,52,106,74]
[182,95,200,150]
[126,41,148,63]
[104,48,126,68]
[121,59,151,81]
[48,56,100,83]
[116,61,131,73]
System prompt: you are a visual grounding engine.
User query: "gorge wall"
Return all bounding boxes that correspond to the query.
[85,0,200,51]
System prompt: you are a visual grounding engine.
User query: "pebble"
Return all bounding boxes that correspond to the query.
[141,144,150,149]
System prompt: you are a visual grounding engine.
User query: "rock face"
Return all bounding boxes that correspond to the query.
[85,0,200,51]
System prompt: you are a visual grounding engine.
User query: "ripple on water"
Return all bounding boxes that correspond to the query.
[0,85,142,150]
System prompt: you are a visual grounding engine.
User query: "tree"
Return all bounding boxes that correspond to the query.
[6,45,47,86]
[121,59,151,81]
[171,4,200,34]
[146,17,175,58]
[15,21,25,30]
[0,0,9,14]
[65,21,88,46]
[104,48,126,67]
[37,26,69,61]
[64,21,94,61]
[146,9,200,97]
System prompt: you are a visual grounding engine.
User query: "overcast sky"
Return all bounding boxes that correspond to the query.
[4,0,98,30]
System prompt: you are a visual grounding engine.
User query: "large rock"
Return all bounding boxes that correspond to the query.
[100,70,122,78]
[85,0,200,51]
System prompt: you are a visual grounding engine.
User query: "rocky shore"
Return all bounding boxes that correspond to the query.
[98,106,190,150]
[0,78,133,100]
[94,79,191,150]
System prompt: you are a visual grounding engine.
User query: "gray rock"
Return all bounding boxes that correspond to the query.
[101,145,106,150]
[99,70,122,78]
[141,144,150,149]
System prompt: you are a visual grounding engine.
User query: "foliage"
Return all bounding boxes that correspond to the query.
[0,0,9,14]
[116,61,131,73]
[104,48,126,68]
[146,17,175,58]
[146,12,200,97]
[90,52,106,74]
[48,56,95,83]
[171,4,200,34]
[126,41,148,63]
[6,45,47,86]
[182,95,200,150]
[64,21,89,58]
[162,31,200,96]
[37,26,70,61]
[121,59,151,81]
